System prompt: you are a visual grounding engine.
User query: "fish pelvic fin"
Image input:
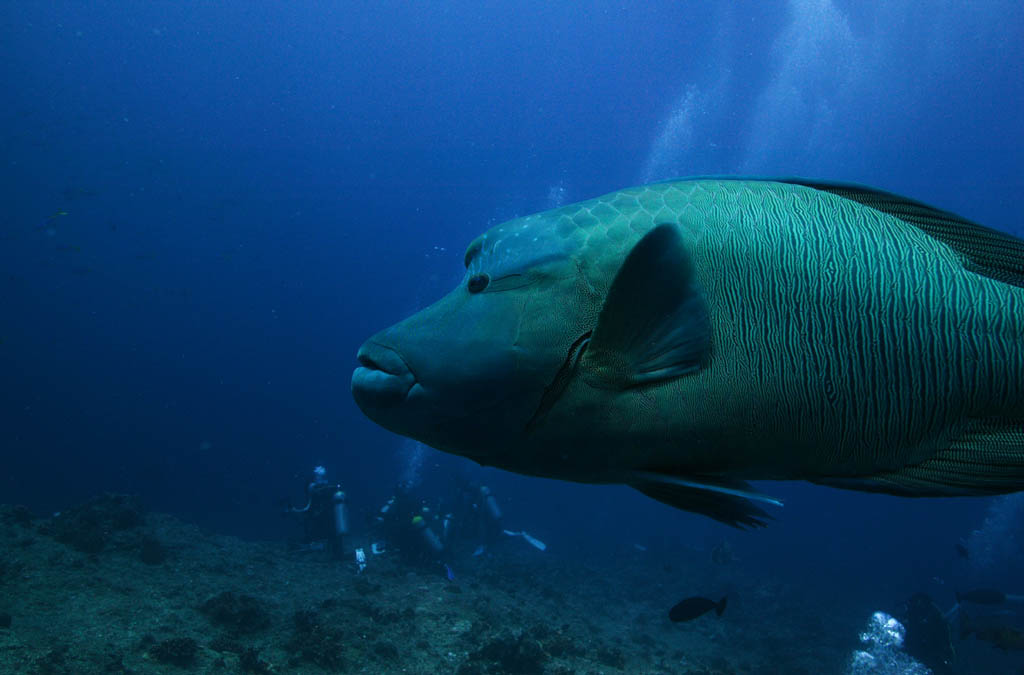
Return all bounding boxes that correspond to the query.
[629,471,782,529]
[581,223,711,390]
[814,417,1024,496]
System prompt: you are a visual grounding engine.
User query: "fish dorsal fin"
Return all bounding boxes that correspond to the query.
[781,178,1024,289]
[581,223,710,389]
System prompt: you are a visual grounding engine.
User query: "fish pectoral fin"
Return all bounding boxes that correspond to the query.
[813,417,1024,496]
[581,223,711,389]
[629,471,782,529]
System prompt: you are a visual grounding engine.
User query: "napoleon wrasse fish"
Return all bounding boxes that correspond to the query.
[352,178,1024,528]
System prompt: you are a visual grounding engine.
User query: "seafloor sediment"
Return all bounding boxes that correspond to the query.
[0,496,1002,674]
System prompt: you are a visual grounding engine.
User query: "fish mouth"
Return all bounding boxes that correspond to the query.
[351,341,419,410]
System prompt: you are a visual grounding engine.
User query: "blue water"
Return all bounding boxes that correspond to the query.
[3,0,1024,648]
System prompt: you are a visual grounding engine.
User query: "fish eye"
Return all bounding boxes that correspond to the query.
[467,273,490,293]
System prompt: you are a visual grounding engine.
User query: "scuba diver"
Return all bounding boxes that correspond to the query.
[445,478,506,556]
[375,486,447,568]
[372,478,545,578]
[284,466,350,559]
[445,474,550,557]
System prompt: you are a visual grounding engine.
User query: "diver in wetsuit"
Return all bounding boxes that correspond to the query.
[374,485,451,576]
[445,478,505,555]
[285,466,349,559]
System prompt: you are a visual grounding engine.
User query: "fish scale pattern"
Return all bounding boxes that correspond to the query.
[482,178,1024,484]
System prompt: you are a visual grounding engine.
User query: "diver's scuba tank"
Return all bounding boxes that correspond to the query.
[442,512,453,543]
[333,489,350,536]
[480,486,502,523]
[376,495,395,526]
[411,515,444,554]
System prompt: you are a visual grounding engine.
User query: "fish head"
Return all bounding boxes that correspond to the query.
[351,209,603,462]
[353,185,713,483]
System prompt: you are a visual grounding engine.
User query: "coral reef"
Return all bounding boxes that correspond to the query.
[464,630,548,674]
[38,494,143,554]
[149,636,198,667]
[200,590,272,634]
[138,536,167,565]
[286,608,348,671]
[1,496,1011,674]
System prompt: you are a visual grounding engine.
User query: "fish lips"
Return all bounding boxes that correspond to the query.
[351,342,421,412]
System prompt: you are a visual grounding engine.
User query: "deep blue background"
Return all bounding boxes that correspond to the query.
[3,0,1024,614]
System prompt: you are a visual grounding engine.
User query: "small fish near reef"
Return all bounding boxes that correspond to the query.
[669,596,727,623]
[352,177,1024,528]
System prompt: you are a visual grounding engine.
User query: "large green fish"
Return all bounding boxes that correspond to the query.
[351,178,1024,527]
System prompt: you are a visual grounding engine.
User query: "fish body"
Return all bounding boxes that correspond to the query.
[961,612,1024,650]
[669,596,727,622]
[352,178,1024,527]
[957,589,1006,605]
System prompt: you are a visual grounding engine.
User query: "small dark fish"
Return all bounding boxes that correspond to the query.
[668,596,727,623]
[961,612,1024,651]
[955,543,969,559]
[958,589,1006,605]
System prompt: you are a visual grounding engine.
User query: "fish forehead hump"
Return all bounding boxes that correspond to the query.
[504,177,972,290]
[473,181,724,284]
[475,178,844,268]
